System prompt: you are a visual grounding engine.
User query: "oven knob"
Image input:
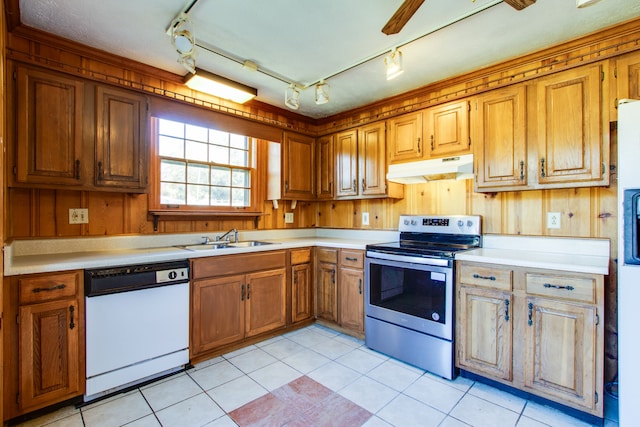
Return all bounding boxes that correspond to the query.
[457,220,464,228]
[411,220,417,225]
[467,220,474,228]
[168,271,177,280]
[403,219,410,225]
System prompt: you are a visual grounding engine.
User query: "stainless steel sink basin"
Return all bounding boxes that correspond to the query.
[229,241,276,247]
[178,243,231,251]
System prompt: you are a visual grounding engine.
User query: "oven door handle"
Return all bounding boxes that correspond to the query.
[366,250,451,267]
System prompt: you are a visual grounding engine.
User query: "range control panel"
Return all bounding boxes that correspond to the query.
[399,215,481,235]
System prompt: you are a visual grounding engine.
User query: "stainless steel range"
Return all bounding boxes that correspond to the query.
[365,214,481,379]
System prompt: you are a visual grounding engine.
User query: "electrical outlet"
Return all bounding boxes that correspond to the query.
[547,212,561,229]
[284,212,294,223]
[69,208,89,224]
[362,212,370,226]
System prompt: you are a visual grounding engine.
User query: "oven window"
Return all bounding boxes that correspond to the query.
[368,262,447,323]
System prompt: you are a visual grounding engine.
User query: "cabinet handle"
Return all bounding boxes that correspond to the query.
[285,180,289,192]
[32,284,66,293]
[246,284,251,299]
[430,134,434,150]
[504,299,510,321]
[473,273,496,281]
[293,270,297,285]
[543,283,575,291]
[69,305,75,330]
[345,257,358,261]
[353,179,357,191]
[527,302,533,326]
[97,161,104,181]
[417,137,421,153]
[75,159,80,180]
[519,160,525,181]
[331,270,335,284]
[540,158,546,178]
[362,179,365,192]
[358,278,362,295]
[241,284,245,301]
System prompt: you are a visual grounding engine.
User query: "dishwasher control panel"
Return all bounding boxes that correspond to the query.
[157,267,189,283]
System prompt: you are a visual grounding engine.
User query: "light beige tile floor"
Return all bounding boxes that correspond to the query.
[15,324,618,427]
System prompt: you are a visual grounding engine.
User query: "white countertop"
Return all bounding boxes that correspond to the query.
[455,234,610,275]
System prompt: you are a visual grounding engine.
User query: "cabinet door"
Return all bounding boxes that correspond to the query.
[387,112,423,164]
[524,297,597,411]
[18,298,81,412]
[339,267,364,333]
[191,275,245,356]
[14,66,85,187]
[474,85,528,191]
[316,262,337,322]
[359,122,387,197]
[291,263,313,323]
[457,286,513,381]
[245,269,286,337]
[282,132,315,200]
[535,64,607,186]
[335,129,358,197]
[95,85,148,191]
[614,51,640,121]
[424,100,471,159]
[316,134,334,199]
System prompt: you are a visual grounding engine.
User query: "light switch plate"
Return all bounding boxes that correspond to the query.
[547,212,561,229]
[69,208,89,224]
[362,212,370,226]
[284,212,294,223]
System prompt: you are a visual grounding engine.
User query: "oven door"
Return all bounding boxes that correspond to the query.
[365,252,453,340]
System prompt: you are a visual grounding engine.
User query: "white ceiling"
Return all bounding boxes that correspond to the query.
[17,0,640,119]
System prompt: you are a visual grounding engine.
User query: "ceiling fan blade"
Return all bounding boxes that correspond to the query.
[382,0,426,35]
[503,0,536,10]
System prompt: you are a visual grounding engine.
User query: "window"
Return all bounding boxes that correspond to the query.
[152,118,259,213]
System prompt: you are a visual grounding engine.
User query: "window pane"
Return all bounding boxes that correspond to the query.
[210,129,229,146]
[158,119,184,138]
[230,134,247,149]
[229,148,248,167]
[160,182,185,205]
[161,159,186,182]
[159,135,184,158]
[210,145,229,164]
[231,169,250,187]
[211,187,230,206]
[185,124,208,142]
[188,163,210,184]
[211,167,230,186]
[232,188,249,207]
[187,184,210,205]
[185,140,208,161]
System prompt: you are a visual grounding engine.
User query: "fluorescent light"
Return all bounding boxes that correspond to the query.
[385,49,404,80]
[184,68,257,104]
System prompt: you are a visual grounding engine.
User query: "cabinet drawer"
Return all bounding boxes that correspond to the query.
[18,271,80,304]
[316,248,338,264]
[458,264,513,291]
[192,250,286,279]
[525,273,596,303]
[290,248,312,265]
[340,250,364,269]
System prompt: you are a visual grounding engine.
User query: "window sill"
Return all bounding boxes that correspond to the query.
[149,210,266,231]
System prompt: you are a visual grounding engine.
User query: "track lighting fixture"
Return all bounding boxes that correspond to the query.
[315,80,330,105]
[285,84,301,110]
[385,49,404,80]
[170,13,197,73]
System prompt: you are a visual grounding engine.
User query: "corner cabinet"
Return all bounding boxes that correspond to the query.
[456,261,604,418]
[3,271,84,419]
[315,134,334,199]
[9,63,149,193]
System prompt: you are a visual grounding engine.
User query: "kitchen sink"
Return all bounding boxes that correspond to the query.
[229,240,277,247]
[178,243,231,251]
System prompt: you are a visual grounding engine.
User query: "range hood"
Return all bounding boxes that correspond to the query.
[386,154,474,184]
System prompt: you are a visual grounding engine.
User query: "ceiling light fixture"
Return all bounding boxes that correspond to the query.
[315,80,330,105]
[185,68,257,104]
[170,13,197,73]
[285,84,301,110]
[385,49,404,80]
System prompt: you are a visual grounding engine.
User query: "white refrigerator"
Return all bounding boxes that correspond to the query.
[617,99,640,426]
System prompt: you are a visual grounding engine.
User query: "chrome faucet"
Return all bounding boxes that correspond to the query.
[216,228,238,243]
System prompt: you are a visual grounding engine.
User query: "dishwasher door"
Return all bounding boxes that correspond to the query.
[85,282,189,400]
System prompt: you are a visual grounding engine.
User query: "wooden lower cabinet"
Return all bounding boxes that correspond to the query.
[456,261,604,417]
[290,248,313,324]
[338,250,364,334]
[190,251,286,361]
[315,248,338,322]
[4,271,84,420]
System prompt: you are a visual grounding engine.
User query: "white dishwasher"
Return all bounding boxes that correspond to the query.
[84,260,190,402]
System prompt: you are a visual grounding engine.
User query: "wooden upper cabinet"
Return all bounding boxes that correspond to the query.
[95,85,148,192]
[615,50,640,121]
[387,112,423,164]
[474,85,528,191]
[282,132,315,200]
[335,129,358,197]
[13,65,86,187]
[359,122,387,197]
[316,134,334,199]
[424,99,471,159]
[535,64,608,187]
